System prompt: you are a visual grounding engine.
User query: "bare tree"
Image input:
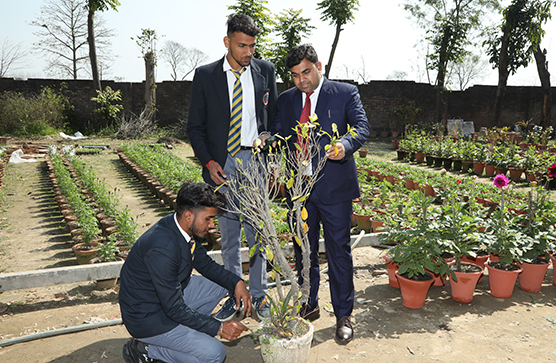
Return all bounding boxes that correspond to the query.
[161,40,208,81]
[32,0,114,80]
[0,38,27,77]
[448,53,488,90]
[386,70,409,81]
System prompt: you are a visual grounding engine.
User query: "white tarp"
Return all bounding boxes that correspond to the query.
[59,131,87,140]
[9,149,37,163]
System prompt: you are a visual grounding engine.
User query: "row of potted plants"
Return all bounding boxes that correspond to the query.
[60,147,139,252]
[118,143,202,193]
[396,132,556,184]
[377,173,556,309]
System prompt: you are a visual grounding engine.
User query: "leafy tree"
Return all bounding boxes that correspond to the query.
[404,0,500,123]
[161,41,208,81]
[227,0,274,59]
[0,38,27,78]
[485,0,553,126]
[269,8,314,88]
[85,0,120,91]
[32,0,114,80]
[317,0,360,78]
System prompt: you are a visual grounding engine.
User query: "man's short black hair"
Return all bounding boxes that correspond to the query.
[286,44,319,69]
[226,14,261,37]
[175,182,226,216]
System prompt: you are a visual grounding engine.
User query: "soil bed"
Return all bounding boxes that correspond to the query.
[1,136,555,363]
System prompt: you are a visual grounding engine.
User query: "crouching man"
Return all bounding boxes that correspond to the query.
[119,182,251,363]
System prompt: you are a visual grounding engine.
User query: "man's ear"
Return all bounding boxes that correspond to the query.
[316,61,323,72]
[223,36,230,49]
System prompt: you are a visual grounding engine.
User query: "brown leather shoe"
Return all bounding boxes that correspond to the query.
[335,315,353,344]
[299,304,320,321]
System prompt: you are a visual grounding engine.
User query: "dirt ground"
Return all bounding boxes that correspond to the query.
[1,136,556,363]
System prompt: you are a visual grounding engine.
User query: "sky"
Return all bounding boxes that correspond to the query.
[1,0,555,88]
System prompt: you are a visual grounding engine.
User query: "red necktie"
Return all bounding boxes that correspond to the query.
[297,92,314,156]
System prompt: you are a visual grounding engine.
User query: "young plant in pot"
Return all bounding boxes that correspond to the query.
[223,119,332,362]
[481,174,531,298]
[379,192,449,309]
[435,188,485,303]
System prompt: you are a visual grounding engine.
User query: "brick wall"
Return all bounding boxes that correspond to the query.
[1,77,554,135]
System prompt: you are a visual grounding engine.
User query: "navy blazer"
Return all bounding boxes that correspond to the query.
[187,56,278,186]
[273,77,370,205]
[119,214,242,338]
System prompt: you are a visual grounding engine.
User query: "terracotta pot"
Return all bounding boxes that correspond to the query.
[72,241,102,265]
[385,175,396,184]
[426,268,445,287]
[354,213,372,233]
[449,263,483,303]
[461,255,489,269]
[381,131,389,138]
[371,219,384,233]
[358,149,368,158]
[392,140,399,149]
[415,152,425,164]
[404,179,415,190]
[473,162,485,176]
[508,168,524,182]
[495,167,508,176]
[424,184,436,198]
[484,164,496,177]
[383,255,399,288]
[392,131,401,138]
[519,260,550,292]
[525,172,536,182]
[395,271,434,309]
[486,262,522,299]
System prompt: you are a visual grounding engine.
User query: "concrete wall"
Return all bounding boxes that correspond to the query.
[1,77,554,135]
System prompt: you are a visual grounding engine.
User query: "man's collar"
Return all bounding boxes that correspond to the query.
[173,213,191,243]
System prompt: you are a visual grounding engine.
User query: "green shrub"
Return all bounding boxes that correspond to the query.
[0,86,72,136]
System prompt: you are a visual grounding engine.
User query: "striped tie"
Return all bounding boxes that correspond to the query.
[228,68,245,156]
[190,238,196,261]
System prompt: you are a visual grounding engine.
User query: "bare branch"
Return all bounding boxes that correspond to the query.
[0,37,28,77]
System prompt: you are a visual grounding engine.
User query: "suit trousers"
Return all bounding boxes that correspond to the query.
[217,149,267,298]
[294,194,354,319]
[139,276,228,363]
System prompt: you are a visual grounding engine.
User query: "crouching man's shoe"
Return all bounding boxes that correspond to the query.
[335,315,353,344]
[123,338,164,363]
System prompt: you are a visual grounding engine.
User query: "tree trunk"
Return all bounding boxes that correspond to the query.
[144,51,156,120]
[87,9,101,92]
[534,47,551,129]
[324,22,343,79]
[493,26,511,127]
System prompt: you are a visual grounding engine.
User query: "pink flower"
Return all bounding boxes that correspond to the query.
[548,163,556,178]
[493,174,510,189]
[440,168,446,174]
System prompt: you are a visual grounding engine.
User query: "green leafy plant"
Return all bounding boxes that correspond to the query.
[91,86,124,129]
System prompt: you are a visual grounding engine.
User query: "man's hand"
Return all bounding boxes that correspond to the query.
[221,320,249,341]
[208,161,227,185]
[253,133,273,150]
[326,142,345,160]
[234,280,252,318]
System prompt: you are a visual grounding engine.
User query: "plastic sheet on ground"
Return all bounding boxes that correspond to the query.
[59,131,87,140]
[9,149,38,163]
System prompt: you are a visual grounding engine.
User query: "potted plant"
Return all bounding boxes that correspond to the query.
[481,174,528,299]
[90,239,122,289]
[224,119,336,361]
[435,189,485,303]
[379,192,449,309]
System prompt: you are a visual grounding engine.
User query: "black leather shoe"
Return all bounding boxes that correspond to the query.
[335,315,353,344]
[299,303,320,321]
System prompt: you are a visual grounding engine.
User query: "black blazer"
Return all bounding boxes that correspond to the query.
[273,77,370,205]
[187,57,278,185]
[119,214,242,338]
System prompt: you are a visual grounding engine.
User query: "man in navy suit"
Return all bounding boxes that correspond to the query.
[187,14,277,321]
[260,44,369,344]
[119,182,251,363]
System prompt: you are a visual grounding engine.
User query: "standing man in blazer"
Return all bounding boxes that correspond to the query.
[260,44,369,344]
[187,13,277,321]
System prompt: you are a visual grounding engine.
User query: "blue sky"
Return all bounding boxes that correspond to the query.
[2,0,555,88]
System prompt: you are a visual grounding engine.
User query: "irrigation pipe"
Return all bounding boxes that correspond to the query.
[0,319,123,348]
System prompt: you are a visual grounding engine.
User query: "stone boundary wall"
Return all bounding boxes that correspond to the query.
[1,77,554,135]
